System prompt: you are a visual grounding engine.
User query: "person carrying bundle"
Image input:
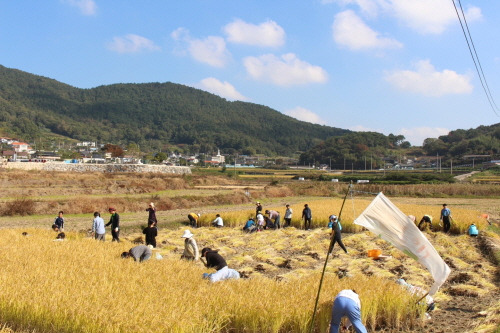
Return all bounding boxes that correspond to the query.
[418,215,433,231]
[328,215,348,254]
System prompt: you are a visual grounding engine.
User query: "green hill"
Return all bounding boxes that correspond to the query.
[0,65,349,155]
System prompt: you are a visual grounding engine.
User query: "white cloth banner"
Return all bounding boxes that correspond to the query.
[354,193,450,295]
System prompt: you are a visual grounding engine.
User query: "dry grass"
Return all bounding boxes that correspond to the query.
[0,228,430,333]
[197,198,489,235]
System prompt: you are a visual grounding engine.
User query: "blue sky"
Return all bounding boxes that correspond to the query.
[1,0,499,146]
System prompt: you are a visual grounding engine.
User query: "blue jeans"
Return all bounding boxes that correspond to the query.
[330,296,367,333]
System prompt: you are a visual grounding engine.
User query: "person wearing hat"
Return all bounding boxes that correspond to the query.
[106,207,120,242]
[329,289,367,333]
[188,212,200,228]
[302,204,312,230]
[92,211,106,241]
[121,245,152,262]
[328,215,347,254]
[284,204,293,228]
[212,214,223,228]
[146,202,157,227]
[255,202,263,217]
[181,230,199,260]
[200,248,240,283]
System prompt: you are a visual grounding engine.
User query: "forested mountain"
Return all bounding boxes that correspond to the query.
[0,65,349,155]
[423,124,500,156]
[300,123,500,168]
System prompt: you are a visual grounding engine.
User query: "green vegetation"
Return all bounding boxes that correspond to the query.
[0,65,348,156]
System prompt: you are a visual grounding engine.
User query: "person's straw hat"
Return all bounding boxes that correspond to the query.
[181,230,194,238]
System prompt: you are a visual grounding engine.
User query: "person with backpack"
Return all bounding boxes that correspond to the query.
[440,204,452,233]
[328,215,348,254]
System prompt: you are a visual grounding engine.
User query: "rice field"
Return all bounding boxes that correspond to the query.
[0,229,428,333]
[197,198,489,234]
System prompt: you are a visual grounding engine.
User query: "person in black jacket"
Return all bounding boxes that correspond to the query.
[329,215,348,254]
[302,204,312,230]
[106,207,120,242]
[143,223,158,248]
[146,202,157,226]
[200,248,240,283]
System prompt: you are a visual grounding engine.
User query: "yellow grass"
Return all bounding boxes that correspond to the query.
[198,198,488,234]
[0,229,426,333]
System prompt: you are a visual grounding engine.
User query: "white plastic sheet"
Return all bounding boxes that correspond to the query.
[354,193,450,295]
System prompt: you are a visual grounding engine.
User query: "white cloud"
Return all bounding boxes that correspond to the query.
[243,53,328,86]
[332,10,402,50]
[387,0,482,34]
[197,78,249,101]
[384,60,473,96]
[107,34,160,54]
[62,0,97,16]
[223,19,285,47]
[325,0,482,34]
[399,127,450,146]
[171,28,230,68]
[284,107,327,125]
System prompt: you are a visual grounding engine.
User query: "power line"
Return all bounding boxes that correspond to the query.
[451,0,500,117]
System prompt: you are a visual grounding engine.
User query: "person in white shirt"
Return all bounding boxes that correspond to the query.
[284,204,293,227]
[329,289,367,333]
[212,214,223,227]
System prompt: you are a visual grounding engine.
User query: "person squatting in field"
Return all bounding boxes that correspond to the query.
[106,207,120,242]
[92,211,105,241]
[265,209,281,229]
[146,202,157,227]
[243,217,257,233]
[180,229,199,260]
[328,215,348,254]
[121,245,152,262]
[440,204,452,233]
[201,248,240,283]
[329,289,367,333]
[212,214,223,227]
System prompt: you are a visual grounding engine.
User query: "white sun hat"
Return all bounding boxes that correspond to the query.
[181,230,194,238]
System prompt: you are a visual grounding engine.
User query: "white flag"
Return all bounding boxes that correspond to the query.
[354,192,450,295]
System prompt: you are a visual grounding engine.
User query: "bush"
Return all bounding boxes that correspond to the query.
[1,198,36,216]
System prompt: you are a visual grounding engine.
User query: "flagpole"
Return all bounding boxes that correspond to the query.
[309,182,352,333]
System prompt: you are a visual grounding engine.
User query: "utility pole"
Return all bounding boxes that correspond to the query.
[450,158,453,175]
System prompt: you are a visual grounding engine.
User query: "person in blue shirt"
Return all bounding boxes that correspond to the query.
[440,204,452,233]
[468,224,478,237]
[243,218,256,233]
[92,211,106,241]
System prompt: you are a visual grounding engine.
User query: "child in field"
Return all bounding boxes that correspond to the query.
[53,211,64,231]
